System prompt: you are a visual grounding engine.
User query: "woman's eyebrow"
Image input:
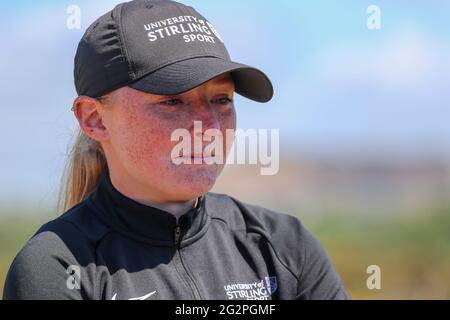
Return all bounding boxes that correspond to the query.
[208,81,235,90]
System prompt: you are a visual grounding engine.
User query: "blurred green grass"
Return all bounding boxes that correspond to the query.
[0,213,52,299]
[301,203,450,299]
[1,204,449,299]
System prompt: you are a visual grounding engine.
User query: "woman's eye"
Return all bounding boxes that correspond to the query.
[159,97,233,107]
[161,98,183,106]
[214,97,234,105]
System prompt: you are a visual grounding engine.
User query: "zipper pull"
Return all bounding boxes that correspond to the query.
[174,224,181,246]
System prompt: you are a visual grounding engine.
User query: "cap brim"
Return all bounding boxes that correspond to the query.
[128,57,273,103]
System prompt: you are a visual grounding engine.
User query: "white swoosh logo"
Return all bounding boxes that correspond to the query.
[111,291,156,300]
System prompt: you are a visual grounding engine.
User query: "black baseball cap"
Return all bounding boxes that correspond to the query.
[74,0,274,103]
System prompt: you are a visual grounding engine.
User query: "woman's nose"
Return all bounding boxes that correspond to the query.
[191,100,221,133]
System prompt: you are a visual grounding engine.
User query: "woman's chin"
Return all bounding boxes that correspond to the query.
[172,175,217,199]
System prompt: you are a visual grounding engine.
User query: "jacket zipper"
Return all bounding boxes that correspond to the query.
[174,223,203,299]
[174,225,181,244]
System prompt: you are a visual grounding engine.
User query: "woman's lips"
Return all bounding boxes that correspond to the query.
[175,153,217,163]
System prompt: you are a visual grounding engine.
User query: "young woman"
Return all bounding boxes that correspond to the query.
[3,0,349,300]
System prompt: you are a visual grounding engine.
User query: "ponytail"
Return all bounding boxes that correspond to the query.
[57,128,107,214]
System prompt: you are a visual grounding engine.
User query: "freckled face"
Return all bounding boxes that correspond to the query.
[102,73,236,202]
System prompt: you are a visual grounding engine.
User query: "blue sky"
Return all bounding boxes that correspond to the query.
[1,1,450,206]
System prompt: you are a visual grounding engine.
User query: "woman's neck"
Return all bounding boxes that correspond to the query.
[144,197,198,222]
[107,168,199,222]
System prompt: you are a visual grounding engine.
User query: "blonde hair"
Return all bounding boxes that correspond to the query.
[57,98,108,214]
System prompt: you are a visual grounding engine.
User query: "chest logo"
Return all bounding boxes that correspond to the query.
[224,276,278,300]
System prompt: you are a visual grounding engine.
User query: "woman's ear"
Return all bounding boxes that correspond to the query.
[72,96,110,142]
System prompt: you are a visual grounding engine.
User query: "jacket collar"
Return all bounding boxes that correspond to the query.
[88,167,210,248]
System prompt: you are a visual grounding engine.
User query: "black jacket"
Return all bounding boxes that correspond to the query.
[3,169,349,300]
